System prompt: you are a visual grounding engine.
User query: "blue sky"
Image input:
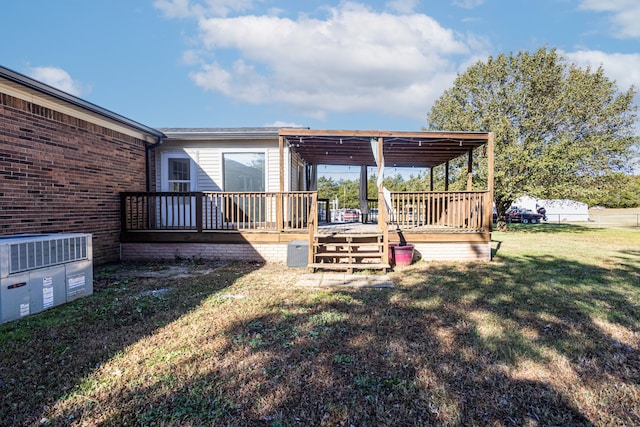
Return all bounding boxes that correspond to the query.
[2,0,639,134]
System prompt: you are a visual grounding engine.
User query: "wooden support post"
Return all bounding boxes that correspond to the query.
[378,136,389,268]
[467,148,473,191]
[377,136,384,233]
[279,136,285,193]
[445,161,450,191]
[278,136,286,233]
[485,132,495,232]
[360,165,368,223]
[429,167,434,191]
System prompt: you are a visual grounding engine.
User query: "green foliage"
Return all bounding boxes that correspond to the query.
[426,47,639,217]
[317,176,362,208]
[318,167,473,209]
[317,176,339,200]
[580,173,640,207]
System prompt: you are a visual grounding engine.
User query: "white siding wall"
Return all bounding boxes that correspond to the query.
[156,139,289,192]
[197,148,223,191]
[266,146,281,192]
[290,151,305,191]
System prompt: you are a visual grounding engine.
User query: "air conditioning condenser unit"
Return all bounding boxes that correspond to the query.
[0,233,93,324]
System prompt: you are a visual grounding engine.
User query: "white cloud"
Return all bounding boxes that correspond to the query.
[154,0,192,18]
[154,0,256,18]
[386,0,419,14]
[265,120,306,128]
[180,2,484,122]
[452,0,484,9]
[181,49,204,66]
[578,0,640,38]
[564,49,640,91]
[28,66,86,97]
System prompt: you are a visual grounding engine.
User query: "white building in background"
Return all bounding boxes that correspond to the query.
[513,196,590,222]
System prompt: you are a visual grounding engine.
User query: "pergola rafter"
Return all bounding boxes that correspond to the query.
[279,128,491,168]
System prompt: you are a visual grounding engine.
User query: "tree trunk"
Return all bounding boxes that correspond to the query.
[494,196,512,231]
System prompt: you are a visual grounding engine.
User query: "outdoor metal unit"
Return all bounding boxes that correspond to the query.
[287,240,309,268]
[0,234,93,324]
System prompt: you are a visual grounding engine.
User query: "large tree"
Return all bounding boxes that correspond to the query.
[426,47,638,227]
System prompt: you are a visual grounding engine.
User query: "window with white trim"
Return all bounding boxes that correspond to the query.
[168,158,191,192]
[223,153,265,192]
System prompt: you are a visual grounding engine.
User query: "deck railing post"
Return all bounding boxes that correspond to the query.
[147,193,155,230]
[195,192,203,232]
[120,193,128,232]
[308,192,317,267]
[276,192,284,232]
[482,191,492,232]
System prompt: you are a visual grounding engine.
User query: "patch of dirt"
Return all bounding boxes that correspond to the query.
[95,260,231,280]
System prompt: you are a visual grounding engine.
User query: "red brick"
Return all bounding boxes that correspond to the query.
[0,93,153,265]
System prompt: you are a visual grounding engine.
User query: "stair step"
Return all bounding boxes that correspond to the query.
[315,252,383,259]
[315,242,382,246]
[314,246,383,252]
[309,262,390,272]
[311,231,387,273]
[315,233,383,239]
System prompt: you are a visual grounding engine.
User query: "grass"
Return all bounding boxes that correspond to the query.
[1,226,639,426]
[587,207,640,228]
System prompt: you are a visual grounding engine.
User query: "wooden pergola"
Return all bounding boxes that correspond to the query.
[278,128,494,193]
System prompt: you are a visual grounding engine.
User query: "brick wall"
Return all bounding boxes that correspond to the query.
[121,242,491,264]
[0,93,150,265]
[412,242,491,262]
[120,242,289,263]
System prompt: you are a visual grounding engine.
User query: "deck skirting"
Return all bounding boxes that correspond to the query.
[120,241,491,264]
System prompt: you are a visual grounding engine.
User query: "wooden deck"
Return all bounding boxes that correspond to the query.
[317,222,380,234]
[121,192,491,239]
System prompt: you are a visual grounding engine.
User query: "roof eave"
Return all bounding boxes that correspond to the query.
[159,128,284,140]
[0,65,164,139]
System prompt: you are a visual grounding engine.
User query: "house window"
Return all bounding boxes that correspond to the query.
[223,153,265,192]
[168,158,191,192]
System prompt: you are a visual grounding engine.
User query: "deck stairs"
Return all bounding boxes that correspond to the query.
[309,233,390,273]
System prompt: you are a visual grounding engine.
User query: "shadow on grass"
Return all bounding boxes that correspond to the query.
[491,239,502,258]
[500,223,596,234]
[0,260,261,427]
[37,249,639,425]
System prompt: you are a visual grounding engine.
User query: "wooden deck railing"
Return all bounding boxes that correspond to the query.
[317,198,330,223]
[121,192,317,232]
[121,190,491,235]
[388,191,490,232]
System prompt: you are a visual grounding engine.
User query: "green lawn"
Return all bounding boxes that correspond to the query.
[1,225,638,426]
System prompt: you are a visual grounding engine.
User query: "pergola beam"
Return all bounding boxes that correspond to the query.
[279,128,490,169]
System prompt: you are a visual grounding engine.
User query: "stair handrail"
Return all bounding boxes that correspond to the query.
[308,192,318,267]
[378,189,390,268]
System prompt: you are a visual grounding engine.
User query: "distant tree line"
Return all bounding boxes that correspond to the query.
[317,171,639,209]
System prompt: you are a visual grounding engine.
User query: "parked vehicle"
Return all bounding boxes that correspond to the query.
[536,206,547,221]
[506,208,544,224]
[342,209,360,222]
[368,208,378,222]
